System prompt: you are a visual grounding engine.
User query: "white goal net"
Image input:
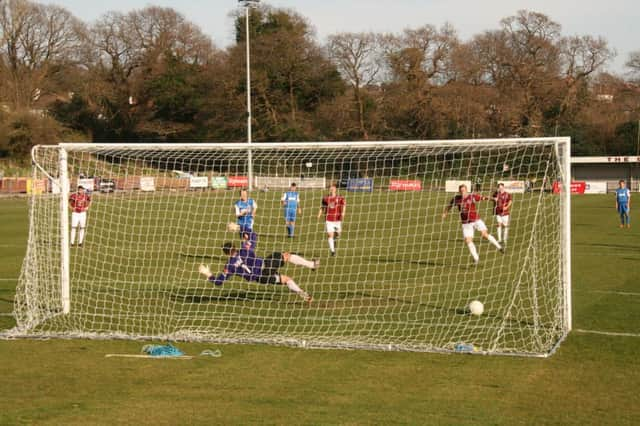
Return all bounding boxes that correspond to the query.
[8,139,571,356]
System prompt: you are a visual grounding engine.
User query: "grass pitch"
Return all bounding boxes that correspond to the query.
[11,189,562,354]
[0,194,639,424]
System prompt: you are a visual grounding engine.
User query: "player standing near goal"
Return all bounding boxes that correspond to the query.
[442,184,503,264]
[492,183,513,244]
[615,179,631,228]
[198,231,318,303]
[281,183,301,238]
[318,183,346,257]
[69,185,91,247]
[234,189,257,232]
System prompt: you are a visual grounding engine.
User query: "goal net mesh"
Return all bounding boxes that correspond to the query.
[10,140,570,355]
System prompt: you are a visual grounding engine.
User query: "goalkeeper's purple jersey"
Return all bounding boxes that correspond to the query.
[212,248,264,286]
[211,232,262,285]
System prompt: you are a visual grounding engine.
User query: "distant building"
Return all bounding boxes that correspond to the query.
[572,156,640,192]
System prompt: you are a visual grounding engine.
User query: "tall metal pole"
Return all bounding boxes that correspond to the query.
[244,2,254,190]
[629,120,640,191]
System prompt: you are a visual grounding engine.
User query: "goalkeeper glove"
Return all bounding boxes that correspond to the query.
[198,264,212,279]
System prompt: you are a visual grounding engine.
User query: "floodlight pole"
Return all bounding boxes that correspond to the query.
[240,0,259,190]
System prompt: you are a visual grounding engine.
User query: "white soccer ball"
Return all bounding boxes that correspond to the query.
[227,222,240,232]
[469,300,484,316]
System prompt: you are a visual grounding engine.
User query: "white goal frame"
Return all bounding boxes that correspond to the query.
[7,138,571,357]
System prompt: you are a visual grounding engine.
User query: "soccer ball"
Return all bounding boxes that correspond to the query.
[227,222,240,232]
[469,300,484,316]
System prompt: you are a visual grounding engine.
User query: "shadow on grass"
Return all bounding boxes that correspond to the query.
[0,297,14,306]
[335,289,550,329]
[577,242,640,250]
[179,253,227,261]
[375,257,447,267]
[170,288,277,304]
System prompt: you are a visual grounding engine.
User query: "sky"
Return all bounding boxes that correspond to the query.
[37,0,637,74]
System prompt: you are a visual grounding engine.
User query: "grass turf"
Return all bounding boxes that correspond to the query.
[0,194,639,424]
[10,189,562,353]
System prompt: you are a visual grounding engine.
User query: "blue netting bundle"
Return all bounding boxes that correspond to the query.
[142,343,184,357]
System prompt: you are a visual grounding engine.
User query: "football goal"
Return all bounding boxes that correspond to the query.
[6,138,571,356]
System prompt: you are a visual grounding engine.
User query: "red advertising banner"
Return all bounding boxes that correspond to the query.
[227,176,249,188]
[571,182,586,194]
[553,181,586,194]
[389,180,422,191]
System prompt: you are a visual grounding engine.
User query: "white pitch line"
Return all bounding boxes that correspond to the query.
[0,278,17,281]
[574,290,640,297]
[575,329,640,338]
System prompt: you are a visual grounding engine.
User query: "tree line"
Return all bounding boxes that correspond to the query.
[1,0,639,160]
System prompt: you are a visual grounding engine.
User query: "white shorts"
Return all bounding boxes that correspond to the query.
[462,220,487,239]
[71,212,87,228]
[325,221,342,234]
[495,215,510,226]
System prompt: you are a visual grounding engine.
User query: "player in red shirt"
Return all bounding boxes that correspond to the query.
[492,183,513,244]
[442,184,503,264]
[69,185,91,247]
[317,183,346,256]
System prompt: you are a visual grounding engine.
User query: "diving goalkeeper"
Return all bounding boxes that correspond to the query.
[198,231,318,303]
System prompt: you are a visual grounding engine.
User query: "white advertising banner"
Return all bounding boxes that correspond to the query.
[254,176,326,189]
[189,176,208,188]
[498,180,526,194]
[140,177,156,192]
[295,178,326,189]
[584,181,607,194]
[445,180,472,193]
[254,176,292,189]
[78,178,95,191]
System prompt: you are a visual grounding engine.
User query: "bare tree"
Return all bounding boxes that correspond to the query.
[382,23,458,87]
[557,35,614,125]
[126,6,216,66]
[82,6,220,137]
[499,10,562,135]
[327,32,381,139]
[626,50,640,82]
[0,0,86,109]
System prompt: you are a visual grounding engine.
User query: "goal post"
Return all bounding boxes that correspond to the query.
[59,147,71,314]
[7,138,571,356]
[559,139,572,333]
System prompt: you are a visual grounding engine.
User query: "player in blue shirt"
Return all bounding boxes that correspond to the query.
[615,180,631,228]
[198,231,319,303]
[234,189,257,232]
[281,183,301,237]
